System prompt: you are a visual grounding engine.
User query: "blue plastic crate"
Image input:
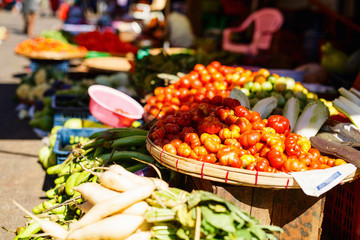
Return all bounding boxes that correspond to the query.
[53,111,99,127]
[30,59,70,73]
[53,128,105,164]
[51,94,90,112]
[51,95,100,127]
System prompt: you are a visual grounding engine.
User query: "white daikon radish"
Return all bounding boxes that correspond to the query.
[108,164,169,190]
[66,214,144,240]
[73,182,121,205]
[71,184,155,230]
[121,201,149,216]
[13,200,68,240]
[97,170,143,192]
[124,231,152,240]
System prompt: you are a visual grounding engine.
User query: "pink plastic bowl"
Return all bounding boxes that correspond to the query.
[88,85,144,128]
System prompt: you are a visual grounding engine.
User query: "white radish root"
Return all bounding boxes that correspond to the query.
[73,182,121,205]
[66,214,144,240]
[124,231,152,240]
[120,201,149,216]
[98,170,144,192]
[108,164,169,190]
[13,200,68,240]
[71,183,155,230]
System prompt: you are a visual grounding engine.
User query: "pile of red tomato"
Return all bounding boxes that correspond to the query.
[150,97,346,173]
[144,61,274,119]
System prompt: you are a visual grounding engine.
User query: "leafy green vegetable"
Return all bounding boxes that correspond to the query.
[146,189,283,240]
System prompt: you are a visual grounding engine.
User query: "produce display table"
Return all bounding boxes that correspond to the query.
[189,177,325,240]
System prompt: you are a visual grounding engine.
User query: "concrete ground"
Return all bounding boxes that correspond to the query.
[0,9,62,240]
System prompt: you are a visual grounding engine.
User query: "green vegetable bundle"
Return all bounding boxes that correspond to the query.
[13,127,156,239]
[146,189,283,240]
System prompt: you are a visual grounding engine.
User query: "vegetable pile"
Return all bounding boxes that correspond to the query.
[73,31,138,56]
[15,37,87,56]
[143,61,322,120]
[14,162,283,240]
[150,97,346,173]
[13,127,155,239]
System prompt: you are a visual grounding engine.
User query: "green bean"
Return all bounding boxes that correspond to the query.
[13,221,42,240]
[111,135,147,148]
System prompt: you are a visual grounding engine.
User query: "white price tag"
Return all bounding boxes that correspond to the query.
[290,164,357,197]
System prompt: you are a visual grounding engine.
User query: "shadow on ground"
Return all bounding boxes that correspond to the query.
[0,83,39,139]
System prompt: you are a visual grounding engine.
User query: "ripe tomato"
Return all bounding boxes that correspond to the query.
[151,127,166,141]
[224,138,241,148]
[178,112,192,126]
[249,111,262,123]
[255,158,270,172]
[163,143,177,155]
[239,130,261,147]
[170,139,183,149]
[191,79,203,89]
[184,133,201,148]
[308,148,321,162]
[235,117,252,133]
[252,120,266,130]
[267,148,286,169]
[234,106,251,119]
[198,116,223,134]
[180,127,197,139]
[222,98,241,110]
[189,146,208,160]
[164,123,181,134]
[194,63,206,72]
[200,153,217,164]
[180,77,191,88]
[267,115,290,134]
[217,146,241,167]
[209,61,221,69]
[177,143,192,158]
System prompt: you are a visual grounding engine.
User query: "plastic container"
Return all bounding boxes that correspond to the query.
[322,179,360,240]
[53,128,104,164]
[88,85,144,128]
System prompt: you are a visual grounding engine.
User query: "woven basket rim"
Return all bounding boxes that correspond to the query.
[15,50,87,60]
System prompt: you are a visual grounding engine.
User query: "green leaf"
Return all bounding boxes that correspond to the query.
[201,218,217,235]
[201,206,236,232]
[177,204,195,228]
[176,227,192,240]
[208,203,228,213]
[258,225,283,233]
[229,229,253,240]
[249,226,267,240]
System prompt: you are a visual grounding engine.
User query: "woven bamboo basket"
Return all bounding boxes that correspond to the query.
[148,48,195,56]
[83,56,132,72]
[15,50,87,60]
[146,134,360,189]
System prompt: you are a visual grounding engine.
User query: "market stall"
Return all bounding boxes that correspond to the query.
[6,2,360,240]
